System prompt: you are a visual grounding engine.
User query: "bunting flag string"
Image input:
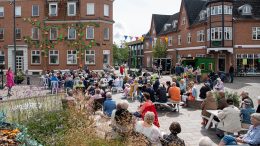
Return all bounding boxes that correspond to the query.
[124,35,128,40]
[123,35,168,43]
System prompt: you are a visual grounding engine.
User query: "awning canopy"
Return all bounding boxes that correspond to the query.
[207,48,233,54]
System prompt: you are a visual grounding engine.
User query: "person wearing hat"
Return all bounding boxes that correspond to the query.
[257,96,260,113]
[241,99,256,129]
[199,82,211,99]
[214,78,224,91]
[219,113,260,146]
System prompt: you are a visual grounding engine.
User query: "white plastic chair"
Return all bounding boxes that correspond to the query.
[51,81,59,94]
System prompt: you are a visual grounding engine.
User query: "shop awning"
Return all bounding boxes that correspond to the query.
[207,48,233,54]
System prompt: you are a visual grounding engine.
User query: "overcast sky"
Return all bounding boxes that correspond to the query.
[113,0,182,44]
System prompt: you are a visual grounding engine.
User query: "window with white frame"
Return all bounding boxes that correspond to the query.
[178,35,181,45]
[0,28,4,40]
[50,27,58,40]
[0,51,4,64]
[182,17,186,25]
[252,27,260,40]
[145,42,149,49]
[15,6,21,17]
[31,50,40,64]
[104,28,109,40]
[218,5,222,14]
[67,2,76,16]
[16,28,21,40]
[0,7,4,17]
[196,54,206,58]
[67,50,77,64]
[86,26,94,39]
[224,27,232,40]
[224,5,232,14]
[49,3,57,16]
[199,11,206,20]
[187,33,191,44]
[68,27,76,40]
[104,4,109,17]
[147,56,151,67]
[168,36,173,46]
[206,7,210,17]
[85,50,95,64]
[31,27,39,40]
[211,27,222,41]
[32,5,39,16]
[197,30,205,42]
[49,50,59,64]
[207,29,210,41]
[86,3,95,15]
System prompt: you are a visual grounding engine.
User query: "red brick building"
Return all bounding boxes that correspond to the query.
[144,0,260,75]
[0,0,114,75]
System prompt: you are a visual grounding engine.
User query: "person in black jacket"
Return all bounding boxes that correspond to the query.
[146,83,155,102]
[153,77,160,93]
[229,64,234,83]
[156,84,167,103]
[199,83,211,99]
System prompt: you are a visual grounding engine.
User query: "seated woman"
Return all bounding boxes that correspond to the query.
[129,79,139,99]
[135,92,160,127]
[123,83,130,98]
[162,121,185,146]
[179,79,186,95]
[156,84,167,103]
[241,99,256,129]
[219,113,260,146]
[214,78,224,91]
[135,112,162,146]
[201,91,218,125]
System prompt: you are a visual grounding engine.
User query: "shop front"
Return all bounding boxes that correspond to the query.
[236,54,260,76]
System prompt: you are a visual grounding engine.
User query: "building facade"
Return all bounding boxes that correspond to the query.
[144,0,260,75]
[127,40,144,69]
[0,0,114,75]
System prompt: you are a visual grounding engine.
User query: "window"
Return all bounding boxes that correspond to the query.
[196,54,206,58]
[86,3,95,15]
[218,5,222,14]
[168,36,173,46]
[68,27,76,40]
[224,27,232,40]
[182,17,186,25]
[197,30,205,42]
[206,7,210,17]
[31,27,39,40]
[211,27,222,41]
[200,64,205,70]
[49,3,57,16]
[31,50,40,64]
[50,27,58,40]
[0,51,4,64]
[86,26,94,39]
[16,28,21,40]
[199,11,206,20]
[67,2,76,16]
[0,28,4,40]
[15,6,21,17]
[147,56,151,67]
[49,50,59,64]
[0,7,4,17]
[252,27,260,40]
[145,42,149,49]
[211,6,216,15]
[67,50,77,64]
[178,35,181,45]
[104,28,109,40]
[242,5,252,15]
[104,4,109,17]
[187,33,191,44]
[32,5,39,16]
[207,29,210,41]
[85,50,95,64]
[224,5,232,15]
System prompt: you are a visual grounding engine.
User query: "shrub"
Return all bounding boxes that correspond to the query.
[214,91,240,107]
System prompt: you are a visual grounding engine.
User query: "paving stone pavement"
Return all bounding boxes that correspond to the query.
[1,75,259,145]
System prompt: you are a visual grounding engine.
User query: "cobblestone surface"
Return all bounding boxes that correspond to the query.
[0,75,259,145]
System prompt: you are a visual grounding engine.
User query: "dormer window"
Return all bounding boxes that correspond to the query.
[49,2,57,16]
[182,17,186,25]
[199,10,206,20]
[241,4,252,15]
[172,20,178,28]
[164,24,171,31]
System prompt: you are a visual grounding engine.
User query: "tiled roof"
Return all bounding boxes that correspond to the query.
[183,0,207,25]
[158,13,180,35]
[152,14,172,34]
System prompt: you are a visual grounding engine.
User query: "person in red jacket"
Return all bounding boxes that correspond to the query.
[119,65,124,75]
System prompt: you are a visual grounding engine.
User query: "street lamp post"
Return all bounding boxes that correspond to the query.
[13,0,17,81]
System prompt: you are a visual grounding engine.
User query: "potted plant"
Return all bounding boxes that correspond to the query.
[15,71,25,84]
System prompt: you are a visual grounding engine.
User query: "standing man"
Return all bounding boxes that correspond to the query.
[229,64,234,83]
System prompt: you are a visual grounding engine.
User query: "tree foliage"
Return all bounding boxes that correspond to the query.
[152,39,167,58]
[113,44,129,65]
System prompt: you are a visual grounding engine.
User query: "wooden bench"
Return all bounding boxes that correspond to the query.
[201,115,219,128]
[153,100,182,112]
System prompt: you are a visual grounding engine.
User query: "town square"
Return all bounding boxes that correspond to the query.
[0,0,260,146]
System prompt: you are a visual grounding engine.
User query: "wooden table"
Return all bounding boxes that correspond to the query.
[205,110,221,129]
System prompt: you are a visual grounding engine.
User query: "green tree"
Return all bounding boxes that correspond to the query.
[152,39,167,58]
[113,44,129,65]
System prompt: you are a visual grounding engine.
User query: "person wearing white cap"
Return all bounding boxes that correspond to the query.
[257,96,260,113]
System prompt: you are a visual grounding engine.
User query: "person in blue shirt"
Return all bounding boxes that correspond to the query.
[219,113,260,146]
[241,99,256,128]
[103,92,116,117]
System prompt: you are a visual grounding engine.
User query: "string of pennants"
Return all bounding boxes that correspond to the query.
[123,35,169,43]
